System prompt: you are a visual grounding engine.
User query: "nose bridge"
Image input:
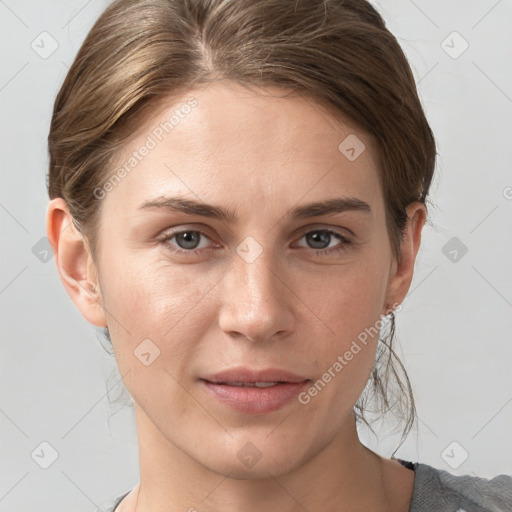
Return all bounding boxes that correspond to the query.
[238,247,278,304]
[218,236,294,341]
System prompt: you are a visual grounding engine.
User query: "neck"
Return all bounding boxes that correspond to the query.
[126,404,412,512]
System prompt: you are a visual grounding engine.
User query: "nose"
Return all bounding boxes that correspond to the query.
[217,245,295,342]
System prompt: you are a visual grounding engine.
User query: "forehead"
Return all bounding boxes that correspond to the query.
[104,82,383,216]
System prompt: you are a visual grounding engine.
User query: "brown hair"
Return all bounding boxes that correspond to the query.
[48,0,436,447]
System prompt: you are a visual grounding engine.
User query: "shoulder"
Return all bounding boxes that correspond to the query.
[94,490,131,512]
[409,461,512,512]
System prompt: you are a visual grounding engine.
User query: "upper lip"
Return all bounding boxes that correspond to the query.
[202,367,309,384]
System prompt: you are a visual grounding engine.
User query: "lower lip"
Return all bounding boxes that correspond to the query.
[201,380,309,414]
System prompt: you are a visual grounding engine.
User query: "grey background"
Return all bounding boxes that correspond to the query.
[1,0,511,510]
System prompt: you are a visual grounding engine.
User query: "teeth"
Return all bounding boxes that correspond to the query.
[223,381,279,387]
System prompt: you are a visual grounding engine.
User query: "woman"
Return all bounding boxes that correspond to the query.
[46,0,511,510]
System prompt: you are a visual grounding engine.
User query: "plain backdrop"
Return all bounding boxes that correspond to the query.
[1,1,511,510]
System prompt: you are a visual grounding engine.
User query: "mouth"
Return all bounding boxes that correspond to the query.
[199,367,310,414]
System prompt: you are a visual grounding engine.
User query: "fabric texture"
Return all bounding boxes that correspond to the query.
[95,460,512,512]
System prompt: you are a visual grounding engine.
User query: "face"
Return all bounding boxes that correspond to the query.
[83,82,406,477]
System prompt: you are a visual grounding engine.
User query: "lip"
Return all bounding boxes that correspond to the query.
[200,367,310,414]
[202,367,308,384]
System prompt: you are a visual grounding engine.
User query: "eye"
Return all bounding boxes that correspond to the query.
[296,229,351,255]
[159,230,215,255]
[158,227,352,258]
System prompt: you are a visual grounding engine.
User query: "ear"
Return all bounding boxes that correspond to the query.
[381,201,426,316]
[46,198,107,327]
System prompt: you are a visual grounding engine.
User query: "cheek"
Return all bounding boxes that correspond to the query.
[313,258,388,345]
[299,255,389,402]
[99,252,221,370]
[100,257,221,420]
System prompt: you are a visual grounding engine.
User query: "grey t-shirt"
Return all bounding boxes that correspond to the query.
[95,460,512,512]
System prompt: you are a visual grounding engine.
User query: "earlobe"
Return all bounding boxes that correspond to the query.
[382,202,426,316]
[46,198,107,327]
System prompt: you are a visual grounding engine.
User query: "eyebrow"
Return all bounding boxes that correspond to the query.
[138,196,371,222]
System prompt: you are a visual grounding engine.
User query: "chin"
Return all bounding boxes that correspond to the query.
[208,457,300,481]
[194,438,308,481]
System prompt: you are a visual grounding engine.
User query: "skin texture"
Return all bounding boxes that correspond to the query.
[47,81,424,512]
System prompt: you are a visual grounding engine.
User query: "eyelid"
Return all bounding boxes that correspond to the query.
[294,223,354,240]
[158,224,215,239]
[159,223,352,241]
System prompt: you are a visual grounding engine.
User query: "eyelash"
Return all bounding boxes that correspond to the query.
[158,229,352,257]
